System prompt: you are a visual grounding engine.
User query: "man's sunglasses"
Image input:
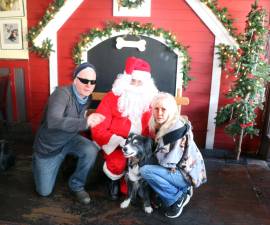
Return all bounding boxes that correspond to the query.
[77,77,96,85]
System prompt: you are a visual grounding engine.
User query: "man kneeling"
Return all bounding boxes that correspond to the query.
[32,63,104,204]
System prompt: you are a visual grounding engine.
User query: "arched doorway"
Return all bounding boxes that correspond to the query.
[86,35,178,95]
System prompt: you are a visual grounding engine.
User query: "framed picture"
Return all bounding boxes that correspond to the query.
[0,18,23,50]
[113,0,151,17]
[0,0,24,17]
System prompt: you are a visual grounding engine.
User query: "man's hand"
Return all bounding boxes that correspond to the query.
[87,113,105,128]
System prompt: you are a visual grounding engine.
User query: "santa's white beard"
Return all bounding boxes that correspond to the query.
[118,85,148,121]
[112,74,158,122]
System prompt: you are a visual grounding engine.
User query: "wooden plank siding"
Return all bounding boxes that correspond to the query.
[26,0,270,152]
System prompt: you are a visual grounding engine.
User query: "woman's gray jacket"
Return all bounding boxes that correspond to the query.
[155,120,207,188]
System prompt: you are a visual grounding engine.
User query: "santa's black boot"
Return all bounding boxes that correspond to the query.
[108,179,120,201]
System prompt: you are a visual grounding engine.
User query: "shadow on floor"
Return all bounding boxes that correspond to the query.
[0,143,270,225]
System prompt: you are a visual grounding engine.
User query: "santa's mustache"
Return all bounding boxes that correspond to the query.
[118,88,150,118]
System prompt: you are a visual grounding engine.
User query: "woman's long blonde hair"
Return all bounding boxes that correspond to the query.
[149,92,180,139]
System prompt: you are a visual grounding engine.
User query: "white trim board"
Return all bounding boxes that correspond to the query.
[49,33,58,94]
[33,0,84,92]
[33,0,84,47]
[185,0,238,46]
[32,0,239,150]
[205,38,223,149]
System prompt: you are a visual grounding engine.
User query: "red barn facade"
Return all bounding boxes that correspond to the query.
[1,0,270,154]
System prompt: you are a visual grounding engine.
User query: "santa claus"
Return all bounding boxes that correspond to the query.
[91,56,159,200]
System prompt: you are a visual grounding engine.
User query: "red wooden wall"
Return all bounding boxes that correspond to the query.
[25,0,270,152]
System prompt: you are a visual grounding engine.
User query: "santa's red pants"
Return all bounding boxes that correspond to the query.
[102,148,127,194]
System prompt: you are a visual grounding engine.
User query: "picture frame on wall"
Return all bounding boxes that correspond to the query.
[113,0,151,17]
[0,18,23,50]
[0,0,24,17]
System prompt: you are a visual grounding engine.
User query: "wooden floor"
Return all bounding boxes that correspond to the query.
[0,143,270,225]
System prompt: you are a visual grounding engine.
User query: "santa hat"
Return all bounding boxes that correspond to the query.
[124,57,151,82]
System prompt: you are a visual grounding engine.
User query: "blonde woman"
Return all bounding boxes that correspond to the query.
[140,92,207,218]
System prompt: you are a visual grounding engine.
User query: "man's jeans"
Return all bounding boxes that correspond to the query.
[140,165,189,207]
[32,135,99,196]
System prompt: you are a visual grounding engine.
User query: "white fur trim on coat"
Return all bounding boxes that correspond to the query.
[131,70,151,81]
[102,134,125,155]
[103,162,124,180]
[130,119,142,134]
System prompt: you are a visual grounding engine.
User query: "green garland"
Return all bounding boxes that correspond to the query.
[200,0,238,38]
[119,0,144,9]
[27,0,241,59]
[27,0,65,57]
[72,21,192,88]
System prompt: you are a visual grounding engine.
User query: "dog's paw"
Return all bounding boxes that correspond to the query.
[120,199,131,208]
[144,206,153,214]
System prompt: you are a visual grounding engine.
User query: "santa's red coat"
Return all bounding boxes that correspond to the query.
[91,91,151,180]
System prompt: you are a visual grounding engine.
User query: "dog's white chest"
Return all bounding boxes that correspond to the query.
[128,164,141,182]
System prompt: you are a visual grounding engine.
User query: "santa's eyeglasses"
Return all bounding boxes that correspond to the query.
[77,77,96,85]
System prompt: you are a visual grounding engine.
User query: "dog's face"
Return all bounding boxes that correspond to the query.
[122,133,153,161]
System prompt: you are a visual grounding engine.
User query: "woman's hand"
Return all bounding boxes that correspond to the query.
[87,113,105,128]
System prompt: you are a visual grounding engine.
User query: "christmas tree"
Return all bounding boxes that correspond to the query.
[215,0,270,160]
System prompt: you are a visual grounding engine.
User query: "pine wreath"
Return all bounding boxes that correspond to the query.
[119,0,144,9]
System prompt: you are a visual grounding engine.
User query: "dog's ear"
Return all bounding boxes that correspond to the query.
[128,132,136,139]
[126,133,134,142]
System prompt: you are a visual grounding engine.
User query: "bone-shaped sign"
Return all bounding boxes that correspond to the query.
[116,37,146,52]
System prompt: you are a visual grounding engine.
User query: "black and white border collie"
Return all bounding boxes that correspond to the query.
[121,133,155,214]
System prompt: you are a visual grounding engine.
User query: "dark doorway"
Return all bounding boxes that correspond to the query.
[87,35,178,95]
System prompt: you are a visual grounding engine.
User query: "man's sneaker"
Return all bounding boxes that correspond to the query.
[74,190,91,205]
[165,193,190,218]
